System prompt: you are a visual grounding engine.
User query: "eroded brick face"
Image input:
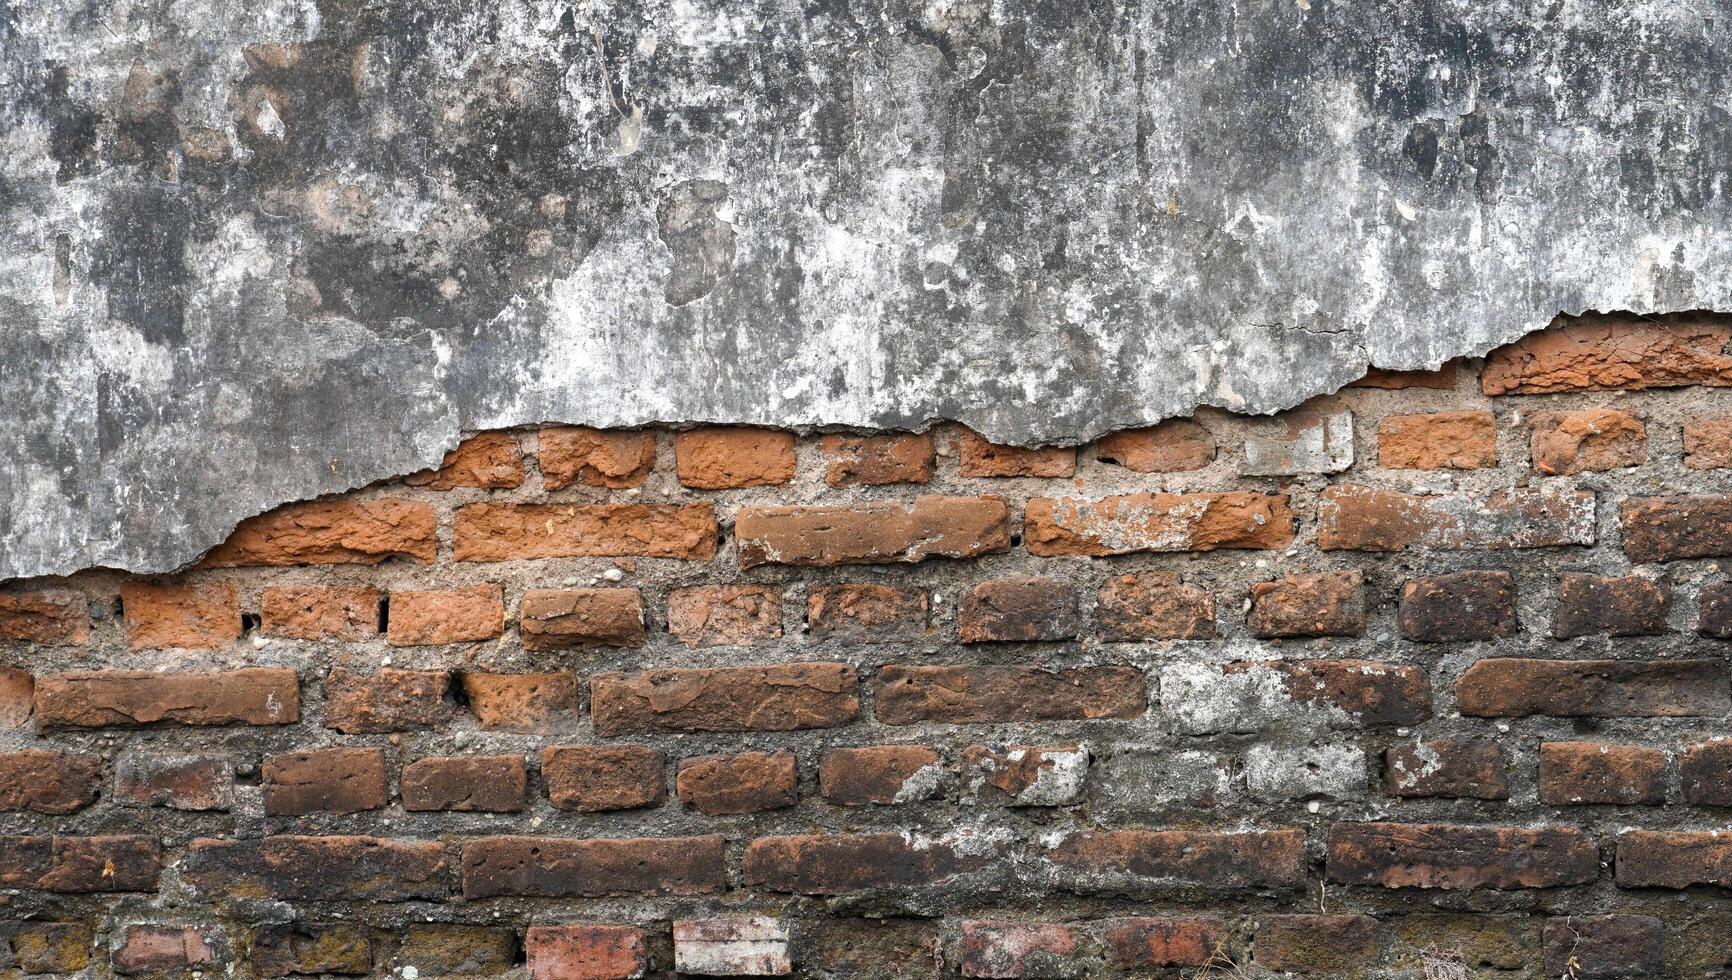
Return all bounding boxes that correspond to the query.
[13,317,1732,976]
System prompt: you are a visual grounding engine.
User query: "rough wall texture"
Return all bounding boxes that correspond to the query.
[4,319,1732,976]
[5,0,1732,579]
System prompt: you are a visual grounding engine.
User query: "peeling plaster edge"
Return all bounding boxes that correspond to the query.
[2,306,1700,584]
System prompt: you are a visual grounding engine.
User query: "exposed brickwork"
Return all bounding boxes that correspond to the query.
[10,319,1732,975]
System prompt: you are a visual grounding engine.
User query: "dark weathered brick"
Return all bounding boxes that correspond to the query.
[1542,915,1663,979]
[402,756,527,812]
[114,753,233,810]
[959,921,1082,979]
[1456,658,1729,717]
[1253,914,1378,975]
[1102,917,1224,969]
[1399,571,1518,642]
[1702,582,1732,638]
[0,751,101,814]
[819,745,942,805]
[185,836,450,901]
[0,836,161,892]
[959,577,1078,642]
[592,663,858,734]
[743,833,990,894]
[1540,741,1668,805]
[1554,573,1672,637]
[1230,659,1433,726]
[1045,829,1306,891]
[251,923,373,978]
[542,745,666,812]
[460,836,725,898]
[877,666,1146,724]
[1622,496,1732,562]
[394,925,517,977]
[1681,741,1732,805]
[1384,740,1508,799]
[1096,572,1214,641]
[1616,831,1732,888]
[1247,570,1364,638]
[1326,823,1597,889]
[263,748,389,816]
[677,750,797,815]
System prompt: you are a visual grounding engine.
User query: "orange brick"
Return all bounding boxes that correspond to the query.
[453,503,717,561]
[0,591,88,646]
[1684,415,1732,469]
[1378,411,1497,469]
[404,432,524,489]
[120,581,240,650]
[1529,408,1647,474]
[202,499,437,566]
[820,432,935,486]
[1095,420,1216,472]
[526,925,647,980]
[386,585,504,645]
[958,429,1076,477]
[667,585,782,647]
[539,427,656,489]
[460,673,579,732]
[1025,493,1293,556]
[260,586,379,641]
[1482,314,1732,394]
[675,426,796,488]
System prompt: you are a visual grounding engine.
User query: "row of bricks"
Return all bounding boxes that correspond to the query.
[6,821,1732,896]
[4,656,1732,733]
[18,567,1732,653]
[387,404,1732,495]
[8,911,1676,979]
[10,736,1732,817]
[86,486,1732,570]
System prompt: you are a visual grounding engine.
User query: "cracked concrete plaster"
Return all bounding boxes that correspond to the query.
[1,0,1729,580]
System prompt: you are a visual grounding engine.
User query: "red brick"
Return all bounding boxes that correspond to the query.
[592,663,858,734]
[184,835,449,901]
[1103,917,1224,969]
[1540,741,1668,805]
[453,502,718,561]
[1530,408,1647,474]
[0,752,100,814]
[526,925,647,980]
[960,921,1081,978]
[323,668,453,734]
[1226,659,1433,726]
[1622,495,1732,562]
[0,836,161,892]
[0,667,31,728]
[807,584,930,642]
[1045,829,1305,891]
[821,432,935,486]
[114,926,217,974]
[1095,420,1216,472]
[263,747,389,815]
[1398,571,1518,642]
[959,429,1076,477]
[1384,740,1508,799]
[1096,573,1214,641]
[1253,915,1377,974]
[402,756,527,812]
[1319,486,1595,551]
[677,750,797,815]
[667,585,782,646]
[1025,492,1294,556]
[1326,822,1597,889]
[876,665,1146,724]
[539,426,656,489]
[674,917,791,977]
[1456,658,1728,717]
[675,426,796,488]
[1682,740,1732,805]
[405,432,524,489]
[0,591,88,646]
[1684,415,1732,469]
[386,584,504,645]
[743,833,990,894]
[1378,411,1497,469]
[114,753,233,810]
[543,745,666,812]
[1247,570,1364,638]
[1542,915,1662,979]
[1616,831,1732,888]
[261,585,380,641]
[520,588,644,650]
[1481,314,1732,394]
[735,496,1010,567]
[34,668,300,730]
[251,923,372,977]
[1554,573,1671,637]
[202,498,437,566]
[460,835,725,898]
[819,745,942,805]
[959,577,1078,642]
[1349,363,1457,389]
[460,673,580,732]
[120,581,240,650]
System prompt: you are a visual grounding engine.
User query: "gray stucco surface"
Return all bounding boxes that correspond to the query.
[2,0,1729,580]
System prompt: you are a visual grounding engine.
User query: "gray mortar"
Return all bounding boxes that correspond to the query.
[2,0,1731,579]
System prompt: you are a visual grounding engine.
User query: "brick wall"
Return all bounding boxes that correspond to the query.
[3,314,1732,978]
